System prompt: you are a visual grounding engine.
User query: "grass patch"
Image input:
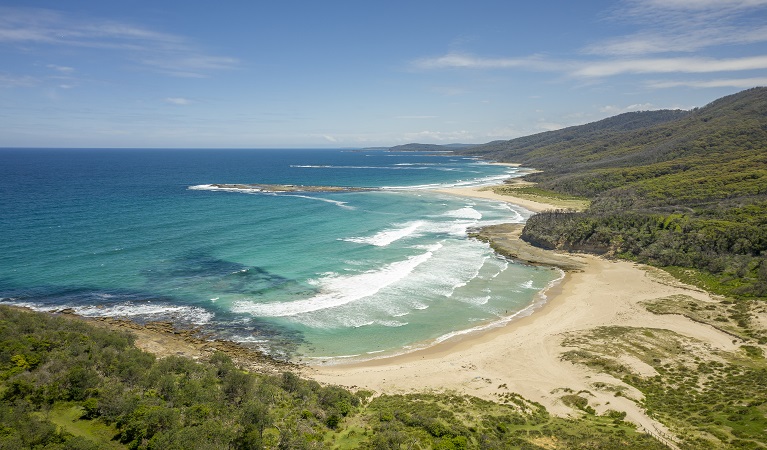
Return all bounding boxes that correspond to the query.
[36,404,124,449]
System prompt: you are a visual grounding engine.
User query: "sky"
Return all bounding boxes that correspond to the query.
[1,0,767,148]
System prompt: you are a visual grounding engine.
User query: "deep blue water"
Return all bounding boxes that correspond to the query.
[0,148,560,360]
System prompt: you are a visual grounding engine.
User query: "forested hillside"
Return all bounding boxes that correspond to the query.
[463,87,767,300]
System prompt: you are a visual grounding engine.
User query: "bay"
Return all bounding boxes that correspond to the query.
[0,148,560,361]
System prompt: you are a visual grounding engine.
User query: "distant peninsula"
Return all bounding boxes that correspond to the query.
[191,183,378,193]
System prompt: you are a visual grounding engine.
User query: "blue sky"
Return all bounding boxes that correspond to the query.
[1,0,767,148]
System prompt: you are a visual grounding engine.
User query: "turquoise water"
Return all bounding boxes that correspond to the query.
[0,148,560,361]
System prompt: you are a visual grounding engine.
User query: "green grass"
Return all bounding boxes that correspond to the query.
[661,266,758,301]
[36,404,124,449]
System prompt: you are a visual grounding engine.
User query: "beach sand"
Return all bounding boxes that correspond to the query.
[304,185,738,442]
[434,185,554,213]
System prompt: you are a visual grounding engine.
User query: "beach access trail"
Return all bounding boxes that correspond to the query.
[305,185,739,443]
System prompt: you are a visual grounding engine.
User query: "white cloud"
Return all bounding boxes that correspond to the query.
[415,52,767,80]
[574,55,767,77]
[430,86,467,96]
[646,77,767,88]
[0,73,37,87]
[414,52,560,71]
[411,0,767,93]
[485,126,523,139]
[0,7,238,78]
[322,135,338,143]
[535,122,564,132]
[47,64,74,73]
[599,103,655,114]
[401,130,474,142]
[585,0,767,56]
[164,97,192,105]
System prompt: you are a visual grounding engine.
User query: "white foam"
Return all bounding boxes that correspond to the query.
[9,300,214,325]
[232,243,442,317]
[342,221,425,247]
[189,185,354,209]
[189,184,263,193]
[229,335,269,344]
[290,165,426,170]
[443,207,482,220]
[457,295,491,306]
[280,194,354,209]
[378,320,408,327]
[304,354,362,360]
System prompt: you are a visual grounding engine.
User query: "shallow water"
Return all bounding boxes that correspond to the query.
[0,148,560,360]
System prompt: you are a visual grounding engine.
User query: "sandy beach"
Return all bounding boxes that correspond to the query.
[304,185,738,440]
[434,185,554,213]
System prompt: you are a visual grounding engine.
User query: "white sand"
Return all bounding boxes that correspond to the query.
[434,186,553,212]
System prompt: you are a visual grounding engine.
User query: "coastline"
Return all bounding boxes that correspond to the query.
[30,182,742,438]
[304,184,740,437]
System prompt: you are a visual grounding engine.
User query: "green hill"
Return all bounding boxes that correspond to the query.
[462,87,767,300]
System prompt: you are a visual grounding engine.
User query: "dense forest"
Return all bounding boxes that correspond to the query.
[462,87,767,301]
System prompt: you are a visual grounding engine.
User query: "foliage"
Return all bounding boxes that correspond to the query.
[463,87,767,300]
[0,306,667,449]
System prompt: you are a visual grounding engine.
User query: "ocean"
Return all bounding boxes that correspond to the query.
[0,148,561,362]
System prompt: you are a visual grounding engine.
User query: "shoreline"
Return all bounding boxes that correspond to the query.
[18,182,742,438]
[304,184,739,438]
[434,185,553,213]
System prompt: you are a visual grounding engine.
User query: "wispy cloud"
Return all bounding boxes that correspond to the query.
[164,97,193,105]
[586,0,767,56]
[46,64,74,73]
[0,7,238,78]
[413,52,559,71]
[414,53,767,78]
[395,115,437,119]
[573,55,767,77]
[411,0,767,91]
[646,77,767,89]
[599,103,655,114]
[0,73,38,88]
[401,130,474,142]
